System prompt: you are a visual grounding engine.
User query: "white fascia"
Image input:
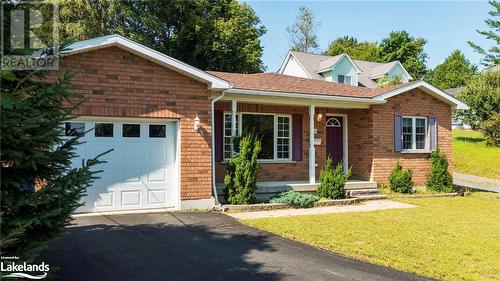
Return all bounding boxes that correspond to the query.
[62,34,230,90]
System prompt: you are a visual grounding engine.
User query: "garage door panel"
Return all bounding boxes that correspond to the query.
[94,192,114,208]
[73,120,178,213]
[121,191,141,207]
[148,190,166,205]
[121,144,142,161]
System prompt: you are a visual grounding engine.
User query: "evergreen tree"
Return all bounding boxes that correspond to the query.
[287,6,321,53]
[426,150,454,193]
[424,50,478,90]
[1,68,106,263]
[224,134,261,204]
[468,0,500,67]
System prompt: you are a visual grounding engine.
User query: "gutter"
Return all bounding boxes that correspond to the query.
[210,90,227,207]
[226,88,386,104]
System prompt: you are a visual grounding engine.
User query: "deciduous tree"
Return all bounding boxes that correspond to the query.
[424,50,477,90]
[286,6,321,53]
[325,36,380,62]
[379,31,428,79]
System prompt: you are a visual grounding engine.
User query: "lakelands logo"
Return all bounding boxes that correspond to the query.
[1,256,49,279]
[1,1,60,70]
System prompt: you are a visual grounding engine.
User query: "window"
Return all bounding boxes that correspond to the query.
[277,116,290,159]
[123,124,140,138]
[402,117,427,150]
[242,114,274,159]
[65,122,85,136]
[338,75,352,85]
[149,125,166,138]
[223,113,291,160]
[223,114,239,159]
[95,123,113,137]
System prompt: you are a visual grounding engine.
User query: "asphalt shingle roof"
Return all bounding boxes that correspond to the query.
[208,71,392,99]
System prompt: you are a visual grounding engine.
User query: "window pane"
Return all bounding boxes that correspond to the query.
[403,133,412,150]
[123,124,140,138]
[65,122,85,136]
[277,116,291,159]
[242,114,274,159]
[345,75,352,85]
[416,134,425,149]
[95,123,113,137]
[402,118,412,133]
[149,125,166,138]
[223,114,239,159]
[338,75,345,83]
[416,118,426,134]
[415,118,426,149]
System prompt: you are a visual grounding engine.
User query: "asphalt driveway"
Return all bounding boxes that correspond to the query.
[42,212,432,281]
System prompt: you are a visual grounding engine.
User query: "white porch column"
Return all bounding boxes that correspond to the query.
[309,105,315,184]
[231,100,237,155]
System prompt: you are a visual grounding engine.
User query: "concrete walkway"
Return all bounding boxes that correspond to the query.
[453,172,500,193]
[228,200,416,220]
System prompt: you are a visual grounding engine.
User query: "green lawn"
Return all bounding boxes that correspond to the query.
[453,129,500,179]
[243,193,500,281]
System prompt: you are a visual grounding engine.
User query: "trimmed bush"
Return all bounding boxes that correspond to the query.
[317,157,352,199]
[427,150,454,193]
[388,163,413,193]
[224,134,261,204]
[270,191,319,208]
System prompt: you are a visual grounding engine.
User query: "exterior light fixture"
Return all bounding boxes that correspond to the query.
[316,113,323,122]
[194,114,201,132]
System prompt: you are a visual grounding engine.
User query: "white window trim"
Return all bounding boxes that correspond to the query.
[222,112,293,162]
[402,116,428,152]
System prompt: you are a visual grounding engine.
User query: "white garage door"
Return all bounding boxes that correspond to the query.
[65,119,179,213]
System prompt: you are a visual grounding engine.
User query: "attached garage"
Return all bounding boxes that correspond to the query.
[66,119,180,213]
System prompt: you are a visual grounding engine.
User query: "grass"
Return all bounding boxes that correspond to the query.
[453,129,500,179]
[243,192,500,281]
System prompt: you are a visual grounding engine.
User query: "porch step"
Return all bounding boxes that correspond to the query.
[347,188,380,197]
[345,180,378,190]
[356,194,388,201]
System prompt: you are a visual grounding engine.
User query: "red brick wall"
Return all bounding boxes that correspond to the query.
[48,46,213,200]
[370,89,453,185]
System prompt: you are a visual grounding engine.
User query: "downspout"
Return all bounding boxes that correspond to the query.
[211,90,227,207]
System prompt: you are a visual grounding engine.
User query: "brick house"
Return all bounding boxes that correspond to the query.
[53,35,467,213]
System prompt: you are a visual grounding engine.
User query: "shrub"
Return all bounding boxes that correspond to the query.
[317,157,352,199]
[427,150,454,193]
[479,112,500,146]
[224,134,261,204]
[270,191,319,208]
[388,163,413,193]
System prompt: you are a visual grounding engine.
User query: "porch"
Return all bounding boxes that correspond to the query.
[213,96,379,191]
[216,179,381,202]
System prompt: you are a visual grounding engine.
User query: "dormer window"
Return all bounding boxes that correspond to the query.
[338,75,352,85]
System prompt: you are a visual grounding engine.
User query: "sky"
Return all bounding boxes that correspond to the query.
[244,1,493,72]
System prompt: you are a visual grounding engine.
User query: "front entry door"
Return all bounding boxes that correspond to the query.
[326,116,344,167]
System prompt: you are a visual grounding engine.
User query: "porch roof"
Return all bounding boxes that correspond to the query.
[209,71,387,99]
[209,71,469,110]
